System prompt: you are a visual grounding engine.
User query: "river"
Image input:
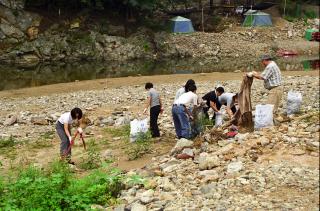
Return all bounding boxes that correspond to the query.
[0,56,319,91]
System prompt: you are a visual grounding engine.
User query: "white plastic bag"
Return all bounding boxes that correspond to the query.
[215,112,224,127]
[130,118,149,142]
[287,91,302,115]
[254,104,274,129]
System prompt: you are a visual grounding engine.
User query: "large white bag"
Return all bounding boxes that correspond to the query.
[130,118,149,142]
[215,112,224,127]
[254,104,274,129]
[287,90,302,115]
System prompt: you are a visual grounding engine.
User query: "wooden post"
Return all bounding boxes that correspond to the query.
[283,0,287,17]
[202,7,204,32]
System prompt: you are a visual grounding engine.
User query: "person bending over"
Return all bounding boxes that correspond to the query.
[202,87,225,119]
[172,84,198,139]
[56,107,83,164]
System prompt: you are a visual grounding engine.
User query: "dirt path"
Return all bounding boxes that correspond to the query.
[0,71,318,98]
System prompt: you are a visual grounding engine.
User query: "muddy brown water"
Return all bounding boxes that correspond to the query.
[0,56,319,91]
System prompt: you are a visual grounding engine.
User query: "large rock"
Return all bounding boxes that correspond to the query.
[30,116,48,125]
[3,114,17,126]
[0,0,25,10]
[199,153,220,170]
[114,116,130,126]
[198,169,220,182]
[139,189,154,204]
[0,18,24,38]
[227,161,243,174]
[171,138,193,154]
[16,54,40,67]
[131,203,147,211]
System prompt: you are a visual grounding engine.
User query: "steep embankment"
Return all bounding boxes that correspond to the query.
[0,2,319,67]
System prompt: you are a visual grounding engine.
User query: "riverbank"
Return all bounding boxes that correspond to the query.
[0,72,319,209]
[0,7,319,67]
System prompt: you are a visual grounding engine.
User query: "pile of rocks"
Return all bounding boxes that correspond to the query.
[115,112,319,210]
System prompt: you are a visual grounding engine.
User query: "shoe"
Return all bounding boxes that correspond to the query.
[67,161,75,165]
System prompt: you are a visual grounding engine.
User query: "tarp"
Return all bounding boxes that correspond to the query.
[170,16,194,33]
[243,10,272,27]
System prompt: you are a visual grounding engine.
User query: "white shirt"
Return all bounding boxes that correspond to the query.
[174,87,185,101]
[218,93,235,107]
[175,91,198,107]
[58,112,73,124]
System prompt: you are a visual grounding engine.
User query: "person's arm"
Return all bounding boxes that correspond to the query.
[64,123,72,142]
[226,106,233,118]
[143,96,151,114]
[184,106,194,120]
[210,101,219,112]
[252,71,264,80]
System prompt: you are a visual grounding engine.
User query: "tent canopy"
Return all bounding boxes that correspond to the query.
[243,10,272,27]
[170,16,194,33]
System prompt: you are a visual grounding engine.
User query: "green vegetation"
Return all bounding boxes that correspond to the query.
[0,136,16,149]
[126,131,152,160]
[105,125,130,138]
[0,160,125,210]
[79,139,103,170]
[105,125,153,160]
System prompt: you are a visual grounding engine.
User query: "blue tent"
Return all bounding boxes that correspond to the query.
[243,10,272,27]
[170,16,194,33]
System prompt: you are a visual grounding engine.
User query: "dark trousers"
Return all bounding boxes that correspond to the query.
[150,105,161,137]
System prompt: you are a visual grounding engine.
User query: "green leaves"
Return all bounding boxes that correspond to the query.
[0,161,125,210]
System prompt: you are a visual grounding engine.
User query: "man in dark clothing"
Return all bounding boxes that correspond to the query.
[202,87,224,119]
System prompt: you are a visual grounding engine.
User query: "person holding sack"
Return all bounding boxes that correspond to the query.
[143,82,163,138]
[251,55,283,114]
[56,107,83,164]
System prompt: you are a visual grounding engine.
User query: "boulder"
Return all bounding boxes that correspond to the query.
[176,148,194,159]
[171,138,193,154]
[139,189,154,204]
[0,0,25,10]
[199,153,220,170]
[31,117,48,125]
[16,54,40,67]
[114,116,130,126]
[131,203,147,211]
[0,19,24,38]
[227,161,243,174]
[3,114,17,126]
[198,169,220,182]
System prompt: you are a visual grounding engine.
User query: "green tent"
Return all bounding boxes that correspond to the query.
[243,10,272,27]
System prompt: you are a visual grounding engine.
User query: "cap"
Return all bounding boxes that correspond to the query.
[260,55,272,61]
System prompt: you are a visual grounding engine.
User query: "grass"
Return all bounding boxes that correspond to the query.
[104,125,130,138]
[105,125,153,160]
[0,136,16,149]
[0,160,126,210]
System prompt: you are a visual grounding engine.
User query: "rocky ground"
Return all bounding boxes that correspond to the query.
[0,73,319,210]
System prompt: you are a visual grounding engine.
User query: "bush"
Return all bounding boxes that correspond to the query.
[126,131,152,160]
[0,161,125,210]
[303,10,317,19]
[79,143,102,170]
